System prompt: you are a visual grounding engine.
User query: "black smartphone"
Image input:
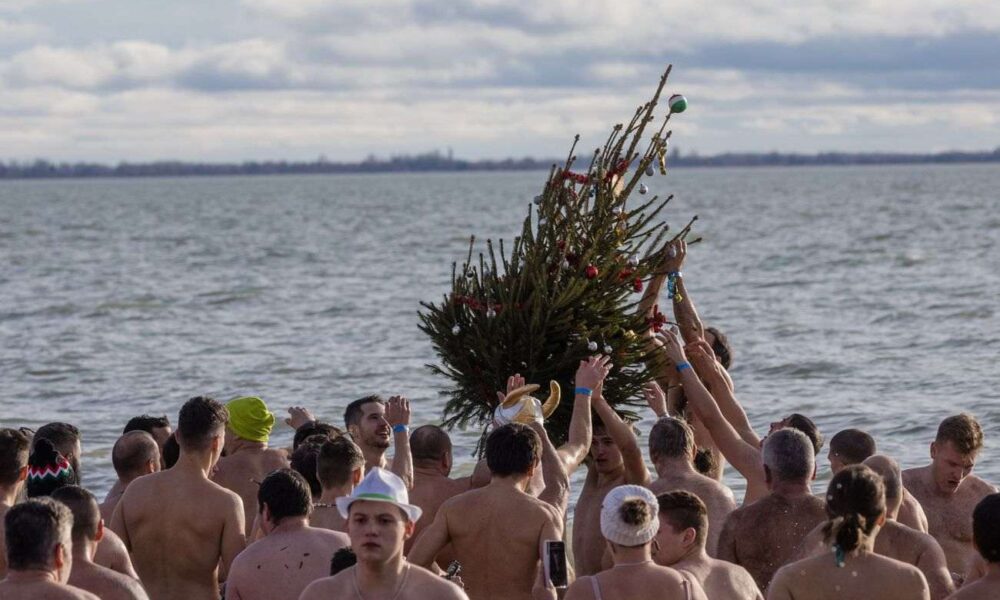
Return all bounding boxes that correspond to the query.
[445,560,462,580]
[544,540,568,588]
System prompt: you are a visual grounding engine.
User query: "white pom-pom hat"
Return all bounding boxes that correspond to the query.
[600,484,660,546]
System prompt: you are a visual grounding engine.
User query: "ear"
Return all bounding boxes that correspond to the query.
[683,527,697,548]
[876,512,887,527]
[930,441,938,459]
[96,519,105,542]
[53,541,67,571]
[17,465,27,483]
[403,519,416,539]
[352,467,363,486]
[146,460,158,475]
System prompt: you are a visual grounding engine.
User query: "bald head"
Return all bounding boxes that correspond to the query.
[112,430,160,482]
[410,425,452,472]
[863,454,903,514]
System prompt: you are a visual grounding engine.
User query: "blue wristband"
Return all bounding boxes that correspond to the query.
[392,424,409,434]
[675,362,692,373]
[574,387,593,396]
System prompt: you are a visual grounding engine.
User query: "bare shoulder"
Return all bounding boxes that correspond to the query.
[299,571,353,600]
[408,564,468,598]
[964,475,998,496]
[264,447,290,468]
[67,584,103,600]
[902,465,928,486]
[311,526,351,547]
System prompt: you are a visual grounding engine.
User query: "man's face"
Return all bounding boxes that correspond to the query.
[651,515,690,567]
[150,426,172,450]
[589,429,623,475]
[930,440,976,494]
[828,450,845,475]
[352,402,391,450]
[348,500,412,564]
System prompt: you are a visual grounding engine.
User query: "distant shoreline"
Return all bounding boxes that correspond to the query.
[2,148,999,180]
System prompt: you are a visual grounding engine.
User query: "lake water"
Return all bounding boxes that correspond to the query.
[1,164,998,504]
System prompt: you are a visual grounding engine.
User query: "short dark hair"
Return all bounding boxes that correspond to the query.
[177,396,228,451]
[34,422,80,456]
[111,431,160,479]
[50,485,100,543]
[344,396,383,429]
[410,425,452,463]
[0,428,30,486]
[786,413,823,455]
[704,326,733,369]
[657,491,708,546]
[162,433,180,469]
[4,497,72,571]
[290,436,326,497]
[258,469,312,523]
[936,414,984,455]
[293,422,342,450]
[330,546,357,575]
[974,493,1000,563]
[317,437,365,490]
[830,429,877,466]
[123,415,170,435]
[649,417,694,462]
[485,423,540,477]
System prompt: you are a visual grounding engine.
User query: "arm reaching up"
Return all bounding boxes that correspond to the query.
[638,239,705,344]
[591,380,649,487]
[386,396,414,489]
[533,422,570,516]
[556,355,612,475]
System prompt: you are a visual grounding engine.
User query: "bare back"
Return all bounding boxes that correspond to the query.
[899,488,930,533]
[769,552,929,600]
[212,448,288,523]
[438,486,561,600]
[111,467,246,600]
[309,505,347,533]
[405,472,469,561]
[674,556,763,600]
[945,573,1000,599]
[225,526,349,600]
[70,560,149,600]
[717,492,826,592]
[566,566,709,600]
[94,529,138,578]
[650,473,737,557]
[903,467,997,574]
[0,579,100,600]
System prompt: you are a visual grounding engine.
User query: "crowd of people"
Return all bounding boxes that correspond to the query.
[1,238,997,600]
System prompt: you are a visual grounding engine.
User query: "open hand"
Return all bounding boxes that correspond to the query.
[496,373,527,405]
[385,396,410,427]
[660,239,687,273]
[575,355,612,391]
[656,330,687,365]
[285,406,316,430]
[643,381,668,418]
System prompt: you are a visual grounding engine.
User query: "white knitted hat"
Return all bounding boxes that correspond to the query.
[600,485,660,546]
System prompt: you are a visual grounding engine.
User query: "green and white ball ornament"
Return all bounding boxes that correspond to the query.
[668,94,688,114]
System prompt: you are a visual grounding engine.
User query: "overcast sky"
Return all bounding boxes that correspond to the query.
[2,0,998,162]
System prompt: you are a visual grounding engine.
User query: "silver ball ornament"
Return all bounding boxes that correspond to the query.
[451,325,461,335]
[639,184,648,195]
[645,165,655,177]
[587,341,598,352]
[603,345,612,354]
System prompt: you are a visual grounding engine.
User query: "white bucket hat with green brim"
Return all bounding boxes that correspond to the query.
[336,467,423,523]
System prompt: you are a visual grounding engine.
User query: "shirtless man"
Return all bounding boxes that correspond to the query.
[212,396,289,523]
[572,359,647,576]
[310,435,365,533]
[946,494,1000,599]
[34,422,138,579]
[225,469,349,600]
[110,395,246,600]
[101,431,160,521]
[653,491,762,600]
[0,427,30,579]
[0,498,99,599]
[410,423,563,600]
[645,399,736,556]
[300,468,467,600]
[405,425,470,560]
[50,486,149,600]
[828,429,929,532]
[657,332,822,505]
[344,395,414,488]
[798,455,954,599]
[903,414,998,577]
[717,428,826,592]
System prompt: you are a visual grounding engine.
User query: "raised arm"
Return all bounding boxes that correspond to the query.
[556,356,611,475]
[639,239,705,344]
[687,340,758,447]
[386,396,414,489]
[592,381,649,487]
[659,332,762,485]
[533,422,570,516]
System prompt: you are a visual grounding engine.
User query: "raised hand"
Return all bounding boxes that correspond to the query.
[496,373,527,404]
[660,239,687,274]
[385,396,410,427]
[575,355,612,391]
[643,381,668,418]
[285,406,316,429]
[656,329,687,365]
[686,343,726,391]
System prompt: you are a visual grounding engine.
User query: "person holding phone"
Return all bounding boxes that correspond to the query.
[562,485,707,600]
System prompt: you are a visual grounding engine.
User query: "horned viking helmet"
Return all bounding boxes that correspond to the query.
[492,381,561,427]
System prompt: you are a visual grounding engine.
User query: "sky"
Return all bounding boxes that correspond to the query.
[1,0,999,162]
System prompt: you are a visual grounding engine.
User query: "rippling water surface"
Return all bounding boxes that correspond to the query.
[1,164,998,503]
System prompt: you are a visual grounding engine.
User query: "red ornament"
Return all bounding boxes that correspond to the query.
[633,278,644,292]
[585,265,599,279]
[647,304,667,332]
[618,268,634,282]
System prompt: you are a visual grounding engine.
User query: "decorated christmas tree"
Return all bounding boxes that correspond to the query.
[418,65,698,450]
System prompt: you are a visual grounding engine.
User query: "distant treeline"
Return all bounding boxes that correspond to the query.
[2,147,999,179]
